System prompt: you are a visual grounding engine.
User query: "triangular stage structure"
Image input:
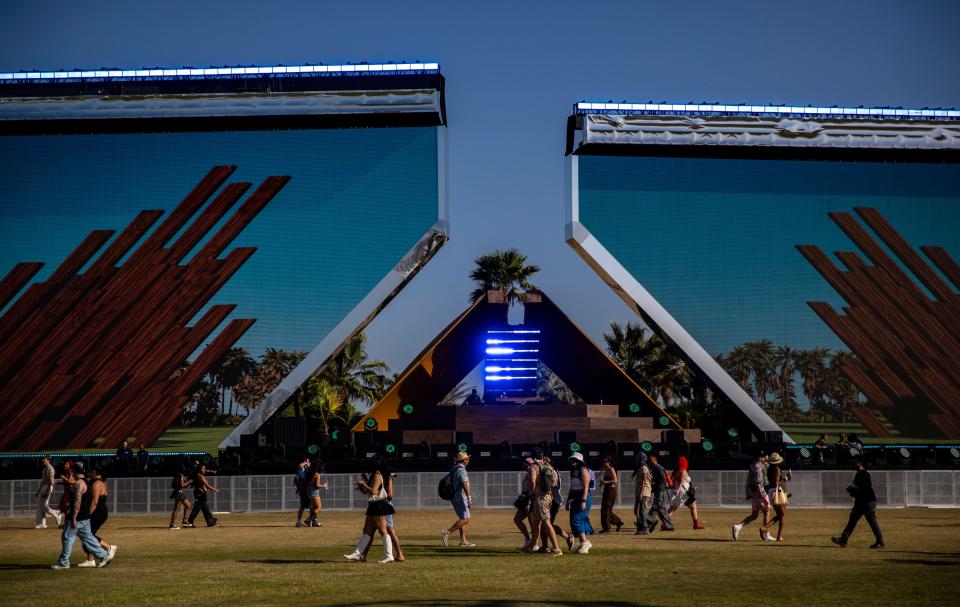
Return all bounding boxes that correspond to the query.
[355,291,701,446]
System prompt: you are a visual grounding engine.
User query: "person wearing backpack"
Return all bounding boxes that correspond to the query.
[566,452,595,554]
[537,457,574,553]
[441,451,475,548]
[525,448,563,557]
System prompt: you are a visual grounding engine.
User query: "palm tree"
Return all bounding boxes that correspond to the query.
[319,333,391,410]
[603,321,688,405]
[469,249,540,318]
[771,346,799,421]
[743,339,776,409]
[440,380,477,406]
[721,345,755,396]
[794,347,830,422]
[537,363,583,404]
[302,376,345,434]
[825,351,862,423]
[215,347,256,417]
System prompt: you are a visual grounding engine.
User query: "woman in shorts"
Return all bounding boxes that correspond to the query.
[169,466,192,529]
[760,452,790,541]
[344,457,396,563]
[305,458,328,527]
[667,456,704,530]
[360,464,405,562]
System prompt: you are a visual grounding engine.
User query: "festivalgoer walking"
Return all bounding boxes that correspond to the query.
[667,456,704,530]
[760,452,790,541]
[633,453,653,535]
[566,452,595,554]
[169,467,192,529]
[831,458,885,549]
[51,462,114,569]
[305,458,328,527]
[345,458,396,564]
[539,457,573,552]
[732,451,770,541]
[598,455,624,532]
[79,465,114,567]
[187,464,220,527]
[293,456,310,527]
[56,460,73,524]
[646,453,674,533]
[526,448,562,557]
[441,451,475,548]
[35,457,62,529]
[513,457,536,550]
[359,463,405,562]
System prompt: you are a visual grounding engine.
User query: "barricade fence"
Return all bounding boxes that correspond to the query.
[3,469,959,518]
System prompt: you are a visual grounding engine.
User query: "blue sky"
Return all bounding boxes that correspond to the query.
[2,0,959,379]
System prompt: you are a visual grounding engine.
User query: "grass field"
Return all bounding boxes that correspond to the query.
[1,507,958,607]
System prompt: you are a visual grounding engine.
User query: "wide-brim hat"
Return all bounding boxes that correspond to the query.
[455,451,470,463]
[769,452,784,465]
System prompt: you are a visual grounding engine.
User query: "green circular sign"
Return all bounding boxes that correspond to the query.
[702,439,714,452]
[365,418,378,430]
[331,430,340,440]
[658,415,670,426]
[727,427,739,438]
[569,442,581,452]
[307,444,319,455]
[457,443,468,453]
[628,403,641,414]
[402,403,415,415]
[385,444,397,454]
[641,441,653,453]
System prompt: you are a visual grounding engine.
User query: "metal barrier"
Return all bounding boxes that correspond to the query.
[3,469,959,518]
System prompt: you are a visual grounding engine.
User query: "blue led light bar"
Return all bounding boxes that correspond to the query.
[485,375,537,381]
[485,339,539,344]
[0,62,441,82]
[485,366,537,373]
[486,329,541,334]
[575,101,960,120]
[485,347,538,355]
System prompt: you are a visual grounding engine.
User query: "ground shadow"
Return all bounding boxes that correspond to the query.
[322,600,647,607]
[0,563,55,570]
[884,559,960,567]
[238,558,338,565]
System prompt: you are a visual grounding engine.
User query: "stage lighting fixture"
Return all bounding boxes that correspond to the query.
[628,403,641,414]
[641,441,654,453]
[701,439,714,453]
[457,443,469,453]
[385,444,397,455]
[307,444,319,455]
[401,403,415,415]
[727,427,740,439]
[657,416,670,427]
[569,441,582,453]
[364,418,378,431]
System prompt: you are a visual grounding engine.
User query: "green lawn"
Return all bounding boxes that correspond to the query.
[2,507,958,606]
[150,426,235,455]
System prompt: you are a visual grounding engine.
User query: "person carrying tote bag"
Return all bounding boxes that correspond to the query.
[761,452,790,542]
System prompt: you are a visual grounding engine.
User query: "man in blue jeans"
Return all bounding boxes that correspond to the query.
[51,461,116,569]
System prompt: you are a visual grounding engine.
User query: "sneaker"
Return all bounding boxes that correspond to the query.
[459,542,476,547]
[521,545,537,553]
[577,540,592,554]
[97,545,117,568]
[732,524,743,541]
[77,560,97,568]
[295,521,303,528]
[549,550,563,558]
[56,512,64,527]
[764,531,774,542]
[182,522,195,528]
[440,529,449,547]
[565,534,574,551]
[35,523,47,529]
[693,521,705,530]
[830,536,847,548]
[344,552,363,561]
[50,564,69,570]
[378,555,395,564]
[870,542,886,549]
[169,523,180,530]
[208,519,218,528]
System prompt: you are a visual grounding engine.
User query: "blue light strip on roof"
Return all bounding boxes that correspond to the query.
[0,62,441,82]
[0,451,210,459]
[575,101,960,120]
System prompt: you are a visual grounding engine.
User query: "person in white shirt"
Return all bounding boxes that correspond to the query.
[34,457,62,529]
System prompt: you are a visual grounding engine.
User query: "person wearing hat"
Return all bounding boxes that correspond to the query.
[441,451,475,547]
[566,452,595,554]
[732,450,770,541]
[51,461,114,569]
[760,452,790,541]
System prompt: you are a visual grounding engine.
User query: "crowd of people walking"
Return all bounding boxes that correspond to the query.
[32,445,885,568]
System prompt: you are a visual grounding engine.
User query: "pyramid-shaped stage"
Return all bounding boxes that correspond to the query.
[356,291,701,446]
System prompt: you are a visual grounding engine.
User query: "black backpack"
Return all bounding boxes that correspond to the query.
[438,471,456,501]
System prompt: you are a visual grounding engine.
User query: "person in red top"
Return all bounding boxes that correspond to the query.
[667,456,704,530]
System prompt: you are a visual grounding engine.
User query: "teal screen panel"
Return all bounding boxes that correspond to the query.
[0,127,439,357]
[577,155,960,356]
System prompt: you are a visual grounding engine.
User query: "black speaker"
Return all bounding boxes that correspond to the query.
[454,432,473,448]
[763,431,784,445]
[556,431,577,445]
[661,430,685,447]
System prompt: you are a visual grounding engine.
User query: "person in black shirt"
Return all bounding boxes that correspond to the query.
[115,441,135,475]
[136,443,150,475]
[831,459,885,549]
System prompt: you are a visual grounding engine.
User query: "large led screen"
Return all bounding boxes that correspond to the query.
[576,155,960,438]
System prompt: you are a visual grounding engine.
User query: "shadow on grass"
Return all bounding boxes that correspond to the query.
[884,559,960,567]
[0,564,55,570]
[238,559,339,565]
[323,601,647,607]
